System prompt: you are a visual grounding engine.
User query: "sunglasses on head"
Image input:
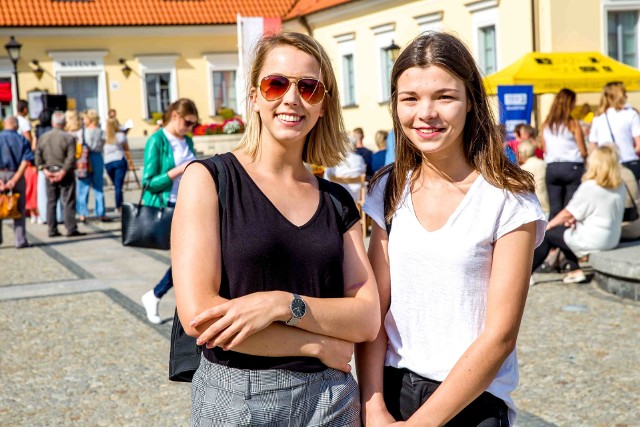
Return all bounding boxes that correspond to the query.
[259,74,327,105]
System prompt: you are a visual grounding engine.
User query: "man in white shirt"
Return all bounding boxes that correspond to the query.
[16,100,32,146]
[324,149,366,202]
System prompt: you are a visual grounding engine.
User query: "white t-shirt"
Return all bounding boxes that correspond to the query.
[103,132,127,164]
[564,179,625,257]
[363,173,546,426]
[324,151,366,201]
[163,129,195,203]
[543,125,583,163]
[17,115,31,135]
[589,106,640,163]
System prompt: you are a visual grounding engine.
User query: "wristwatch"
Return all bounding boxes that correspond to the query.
[285,293,306,326]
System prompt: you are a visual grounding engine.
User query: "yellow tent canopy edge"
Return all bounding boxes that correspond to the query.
[483,52,640,95]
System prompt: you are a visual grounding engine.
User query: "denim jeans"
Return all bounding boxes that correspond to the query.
[77,152,105,217]
[105,157,128,209]
[153,267,173,299]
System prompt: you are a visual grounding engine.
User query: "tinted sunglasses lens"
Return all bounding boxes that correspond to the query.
[297,79,325,104]
[261,75,291,100]
[184,119,196,127]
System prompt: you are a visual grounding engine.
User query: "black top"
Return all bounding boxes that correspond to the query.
[197,153,360,372]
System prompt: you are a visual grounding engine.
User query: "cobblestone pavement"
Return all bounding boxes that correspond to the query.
[0,187,638,426]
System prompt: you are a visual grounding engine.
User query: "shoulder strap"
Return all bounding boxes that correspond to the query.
[604,112,616,143]
[624,183,638,210]
[382,166,394,235]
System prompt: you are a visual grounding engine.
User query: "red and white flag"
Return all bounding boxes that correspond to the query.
[237,15,282,117]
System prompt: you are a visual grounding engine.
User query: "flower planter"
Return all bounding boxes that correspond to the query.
[193,134,243,156]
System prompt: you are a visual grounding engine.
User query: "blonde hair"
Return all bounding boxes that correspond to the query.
[64,110,81,132]
[236,32,349,167]
[374,130,388,150]
[517,139,536,160]
[597,81,627,115]
[583,145,622,188]
[83,109,100,126]
[105,118,120,144]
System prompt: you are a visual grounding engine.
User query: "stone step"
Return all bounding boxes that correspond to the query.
[590,240,640,301]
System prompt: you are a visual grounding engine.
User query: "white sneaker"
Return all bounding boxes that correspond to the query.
[141,290,162,324]
[37,217,45,225]
[30,215,37,224]
[529,276,536,286]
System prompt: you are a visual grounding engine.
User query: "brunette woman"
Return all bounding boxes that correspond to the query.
[358,32,546,426]
[140,98,198,324]
[541,88,588,219]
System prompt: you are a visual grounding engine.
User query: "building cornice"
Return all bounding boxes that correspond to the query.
[465,0,500,13]
[0,25,236,39]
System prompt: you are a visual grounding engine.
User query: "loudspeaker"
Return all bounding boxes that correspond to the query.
[41,94,68,112]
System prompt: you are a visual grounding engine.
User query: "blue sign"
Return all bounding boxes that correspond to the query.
[497,85,534,140]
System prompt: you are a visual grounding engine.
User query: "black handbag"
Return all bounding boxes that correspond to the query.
[121,187,173,250]
[169,156,227,382]
[623,183,639,222]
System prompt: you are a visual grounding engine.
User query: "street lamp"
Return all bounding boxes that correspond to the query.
[4,36,22,105]
[384,39,401,63]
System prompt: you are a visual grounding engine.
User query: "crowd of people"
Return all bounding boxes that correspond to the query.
[500,84,640,284]
[0,102,133,246]
[3,28,640,427]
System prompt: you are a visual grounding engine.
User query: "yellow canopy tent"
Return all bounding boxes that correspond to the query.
[484,52,640,95]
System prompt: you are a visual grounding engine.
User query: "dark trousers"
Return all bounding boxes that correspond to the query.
[622,160,640,182]
[105,158,128,209]
[546,162,584,219]
[153,267,173,299]
[0,172,27,247]
[532,226,580,272]
[45,172,77,235]
[383,367,509,426]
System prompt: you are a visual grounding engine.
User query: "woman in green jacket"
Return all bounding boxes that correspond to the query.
[141,98,198,324]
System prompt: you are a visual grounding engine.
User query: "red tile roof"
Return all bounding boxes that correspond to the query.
[0,0,354,27]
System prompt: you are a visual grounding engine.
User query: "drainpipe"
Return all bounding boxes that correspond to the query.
[531,0,540,129]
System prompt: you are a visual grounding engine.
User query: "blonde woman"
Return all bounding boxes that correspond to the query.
[531,145,626,283]
[589,81,640,181]
[103,118,129,212]
[172,32,378,425]
[77,109,107,222]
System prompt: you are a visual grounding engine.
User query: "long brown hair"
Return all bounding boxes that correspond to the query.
[236,32,349,167]
[543,88,576,134]
[371,31,534,223]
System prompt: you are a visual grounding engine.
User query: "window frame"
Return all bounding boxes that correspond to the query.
[336,34,357,107]
[371,24,395,104]
[204,53,239,117]
[602,0,640,68]
[469,3,499,76]
[137,55,178,120]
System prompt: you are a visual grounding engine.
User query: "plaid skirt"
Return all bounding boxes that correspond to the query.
[191,355,360,427]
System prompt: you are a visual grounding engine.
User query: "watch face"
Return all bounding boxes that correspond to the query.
[291,298,306,318]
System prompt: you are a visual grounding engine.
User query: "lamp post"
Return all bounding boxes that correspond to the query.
[4,36,22,109]
[384,39,401,63]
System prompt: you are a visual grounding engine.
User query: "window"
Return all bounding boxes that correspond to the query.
[212,70,237,113]
[204,53,239,116]
[379,47,393,101]
[608,11,638,67]
[478,25,497,75]
[342,54,356,106]
[145,73,171,118]
[137,55,178,119]
[371,24,395,103]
